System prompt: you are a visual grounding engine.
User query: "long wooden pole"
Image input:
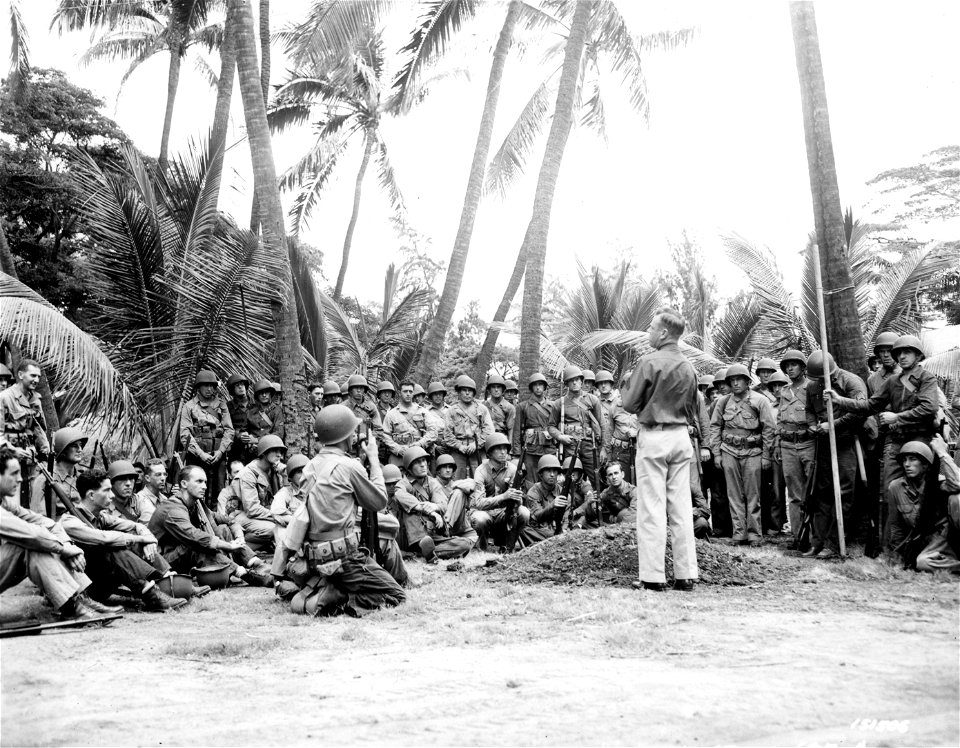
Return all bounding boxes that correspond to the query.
[811,241,846,558]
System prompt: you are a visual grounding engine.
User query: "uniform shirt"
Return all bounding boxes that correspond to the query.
[548,394,605,445]
[382,403,437,455]
[233,461,280,521]
[694,391,710,442]
[436,477,475,500]
[806,368,868,438]
[270,485,304,527]
[228,396,251,436]
[179,395,235,457]
[524,481,560,525]
[0,384,48,456]
[61,504,155,548]
[246,402,285,442]
[833,365,938,437]
[867,364,899,397]
[442,401,495,453]
[425,404,447,435]
[515,397,555,454]
[598,393,638,445]
[345,396,383,436]
[31,462,81,518]
[394,475,448,543]
[0,495,70,553]
[600,481,637,516]
[484,397,516,444]
[470,459,517,512]
[709,391,776,459]
[112,488,159,524]
[778,376,816,429]
[621,341,698,428]
[149,496,223,558]
[752,383,777,406]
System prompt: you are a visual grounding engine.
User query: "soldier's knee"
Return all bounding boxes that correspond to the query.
[516,506,530,526]
[471,511,492,532]
[693,517,710,538]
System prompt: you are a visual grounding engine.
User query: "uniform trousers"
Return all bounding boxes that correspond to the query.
[761,460,786,533]
[449,451,482,481]
[721,452,763,541]
[237,513,280,551]
[75,544,168,600]
[704,460,731,537]
[470,506,530,551]
[0,542,90,610]
[916,525,960,574]
[811,437,857,553]
[320,550,406,614]
[635,425,698,584]
[781,441,816,540]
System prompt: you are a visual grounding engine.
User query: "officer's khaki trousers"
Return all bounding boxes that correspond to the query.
[635,425,698,584]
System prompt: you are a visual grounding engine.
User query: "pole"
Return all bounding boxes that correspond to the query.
[811,241,846,558]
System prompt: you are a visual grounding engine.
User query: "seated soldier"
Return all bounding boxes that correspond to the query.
[135,458,169,517]
[888,436,960,574]
[149,466,272,587]
[217,460,245,514]
[61,470,187,610]
[470,433,529,552]
[108,460,156,524]
[1,449,113,621]
[434,454,477,502]
[560,456,599,530]
[270,454,309,527]
[599,462,637,524]
[31,427,86,519]
[523,455,565,541]
[377,465,408,585]
[233,436,286,551]
[394,447,476,563]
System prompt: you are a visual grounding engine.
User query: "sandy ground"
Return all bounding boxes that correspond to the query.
[1,544,957,747]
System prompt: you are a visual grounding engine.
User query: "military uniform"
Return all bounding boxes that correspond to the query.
[381,404,437,467]
[393,475,476,558]
[270,483,304,527]
[777,375,817,541]
[599,480,637,524]
[232,460,282,550]
[228,395,253,462]
[0,384,49,511]
[598,391,637,479]
[246,401,286,444]
[111,488,158,525]
[548,393,605,479]
[754,383,787,535]
[345,396,383,445]
[442,401,494,480]
[179,392,234,502]
[470,459,529,550]
[31,463,81,520]
[515,395,556,488]
[484,396,516,447]
[523,481,562,538]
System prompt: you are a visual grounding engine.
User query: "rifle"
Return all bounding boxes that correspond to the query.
[627,436,637,484]
[87,438,100,470]
[591,433,603,526]
[791,439,819,552]
[98,442,109,471]
[692,434,703,478]
[34,463,95,528]
[553,439,581,536]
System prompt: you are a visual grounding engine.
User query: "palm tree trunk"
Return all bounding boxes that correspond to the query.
[473,238,527,386]
[249,0,271,232]
[789,2,867,379]
[517,0,590,388]
[333,135,374,301]
[158,15,185,171]
[232,0,306,451]
[209,0,237,170]
[414,0,521,382]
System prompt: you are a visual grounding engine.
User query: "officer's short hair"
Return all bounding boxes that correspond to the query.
[178,465,204,486]
[400,380,415,390]
[0,447,18,475]
[654,308,686,338]
[605,462,623,476]
[145,458,166,475]
[77,469,108,499]
[15,359,41,375]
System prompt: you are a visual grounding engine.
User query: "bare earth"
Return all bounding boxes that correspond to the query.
[1,542,957,747]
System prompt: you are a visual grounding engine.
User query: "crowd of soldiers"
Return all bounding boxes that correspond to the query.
[1,322,958,622]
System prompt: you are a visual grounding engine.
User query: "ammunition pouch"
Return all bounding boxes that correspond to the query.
[394,432,414,446]
[563,423,591,440]
[304,534,359,568]
[196,425,224,454]
[721,433,762,448]
[611,437,632,450]
[779,431,813,444]
[524,428,552,449]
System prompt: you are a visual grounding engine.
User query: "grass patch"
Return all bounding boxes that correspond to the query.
[162,633,286,661]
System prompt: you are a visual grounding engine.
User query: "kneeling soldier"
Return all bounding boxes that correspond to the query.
[470,433,528,552]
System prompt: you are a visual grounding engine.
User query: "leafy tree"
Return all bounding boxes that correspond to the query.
[658,231,719,349]
[866,145,960,224]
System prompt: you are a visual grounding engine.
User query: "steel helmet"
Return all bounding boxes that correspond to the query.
[485,373,506,389]
[536,455,562,473]
[413,383,426,397]
[484,433,511,452]
[435,454,456,469]
[340,381,349,396]
[0,363,11,378]
[561,455,584,471]
[724,364,751,382]
[891,335,924,359]
[257,434,286,457]
[53,427,88,457]
[873,331,898,351]
[347,374,368,390]
[107,460,138,481]
[562,365,584,383]
[454,374,477,392]
[382,464,403,483]
[755,358,777,372]
[504,379,519,392]
[527,372,548,390]
[714,367,728,382]
[285,454,309,477]
[779,350,806,372]
[767,370,790,386]
[697,374,714,388]
[427,381,446,396]
[377,381,396,395]
[897,441,933,464]
[805,350,836,378]
[314,404,360,444]
[253,378,274,395]
[195,369,218,386]
[581,369,596,383]
[272,381,282,395]
[226,373,249,389]
[594,370,615,385]
[402,446,430,471]
[322,380,341,396]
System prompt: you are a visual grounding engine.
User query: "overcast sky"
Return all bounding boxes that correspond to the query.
[4,0,958,319]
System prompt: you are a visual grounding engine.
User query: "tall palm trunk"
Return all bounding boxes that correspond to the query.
[158,14,185,171]
[473,239,526,387]
[333,135,374,301]
[789,2,866,378]
[414,0,521,381]
[232,0,306,450]
[208,0,237,194]
[517,0,590,387]
[249,0,271,231]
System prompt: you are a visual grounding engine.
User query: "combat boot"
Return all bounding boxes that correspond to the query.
[58,595,101,622]
[142,586,188,612]
[78,594,123,614]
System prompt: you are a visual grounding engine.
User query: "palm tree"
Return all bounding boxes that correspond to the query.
[789,0,866,378]
[268,28,405,301]
[7,0,29,99]
[54,0,224,171]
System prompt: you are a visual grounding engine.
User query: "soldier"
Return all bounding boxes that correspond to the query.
[108,460,156,525]
[753,358,787,537]
[381,380,437,467]
[344,374,383,450]
[149,466,272,587]
[776,350,817,544]
[503,380,519,406]
[864,331,900,545]
[599,462,637,524]
[322,380,342,407]
[442,375,494,480]
[825,335,937,552]
[907,436,960,574]
[514,373,555,489]
[711,367,730,402]
[868,332,900,396]
[469,433,528,552]
[394,447,476,562]
[434,453,476,500]
[226,373,252,463]
[753,358,779,402]
[340,381,350,399]
[0,363,12,390]
[306,382,324,455]
[596,369,638,480]
[425,381,448,437]
[233,435,286,551]
[484,373,516,449]
[375,464,409,587]
[32,427,86,519]
[412,383,428,408]
[376,381,396,422]
[179,369,234,503]
[548,365,606,481]
[135,459,169,518]
[806,351,867,559]
[697,374,714,396]
[561,455,600,529]
[270,454,309,528]
[0,359,49,511]
[581,369,597,396]
[523,454,564,540]
[246,379,285,446]
[270,404,406,616]
[708,364,776,546]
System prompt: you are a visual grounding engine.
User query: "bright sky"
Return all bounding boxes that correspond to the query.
[4,0,959,320]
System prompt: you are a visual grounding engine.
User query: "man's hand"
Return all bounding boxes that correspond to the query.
[361,432,379,463]
[142,542,160,562]
[429,512,445,530]
[700,448,712,462]
[212,449,223,463]
[462,442,476,455]
[503,488,522,505]
[761,458,772,470]
[199,450,214,465]
[931,433,950,457]
[822,390,835,403]
[422,502,441,515]
[879,412,898,427]
[554,494,569,509]
[61,543,86,573]
[773,449,782,464]
[713,454,722,469]
[11,446,31,460]
[816,422,830,435]
[599,447,608,463]
[558,435,574,446]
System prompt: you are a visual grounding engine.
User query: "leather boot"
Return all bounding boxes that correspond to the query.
[418,536,438,563]
[79,594,123,614]
[58,595,100,622]
[242,569,274,588]
[143,586,188,612]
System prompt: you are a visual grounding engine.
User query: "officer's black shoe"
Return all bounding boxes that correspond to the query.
[673,579,696,592]
[641,581,668,592]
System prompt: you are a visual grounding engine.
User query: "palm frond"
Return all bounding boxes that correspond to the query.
[320,290,366,374]
[922,348,960,384]
[539,334,570,380]
[9,0,30,98]
[373,133,406,216]
[289,239,328,368]
[189,20,223,54]
[266,99,315,133]
[710,293,764,362]
[191,52,219,89]
[52,0,144,33]
[275,0,389,67]
[116,35,165,91]
[79,30,160,67]
[285,136,352,235]
[580,328,724,374]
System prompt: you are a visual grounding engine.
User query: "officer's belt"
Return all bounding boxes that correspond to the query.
[779,423,807,432]
[779,431,813,443]
[304,532,359,564]
[611,437,632,449]
[722,433,762,448]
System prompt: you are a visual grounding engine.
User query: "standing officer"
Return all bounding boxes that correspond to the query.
[621,308,699,591]
[0,359,49,511]
[513,373,555,489]
[548,365,606,481]
[484,374,516,449]
[178,369,234,503]
[754,357,786,536]
[441,375,494,479]
[381,380,437,467]
[776,350,816,543]
[226,374,252,463]
[425,381,448,437]
[376,382,396,422]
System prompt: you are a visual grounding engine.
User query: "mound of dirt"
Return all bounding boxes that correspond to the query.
[485,525,785,587]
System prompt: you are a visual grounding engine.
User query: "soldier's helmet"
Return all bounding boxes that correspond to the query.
[594,370,615,385]
[340,381,350,396]
[195,369,218,387]
[767,371,790,386]
[435,454,456,469]
[537,454,562,473]
[561,455,584,472]
[484,433,511,452]
[347,374,369,390]
[755,358,777,373]
[873,331,899,352]
[485,373,506,389]
[272,382,282,395]
[53,427,88,457]
[377,381,396,395]
[581,369,596,383]
[0,363,12,379]
[285,454,309,477]
[413,384,426,397]
[779,350,806,372]
[891,335,925,360]
[562,365,584,383]
[454,374,477,392]
[897,441,933,465]
[724,363,751,382]
[714,367,728,382]
[402,446,430,471]
[322,380,341,396]
[226,373,249,389]
[805,350,836,378]
[427,381,446,396]
[527,372,548,390]
[314,404,360,444]
[697,374,714,388]
[252,378,274,395]
[382,463,403,484]
[504,379,519,393]
[257,434,286,457]
[107,460,138,481]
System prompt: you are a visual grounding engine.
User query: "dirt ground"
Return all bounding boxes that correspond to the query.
[1,540,957,747]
